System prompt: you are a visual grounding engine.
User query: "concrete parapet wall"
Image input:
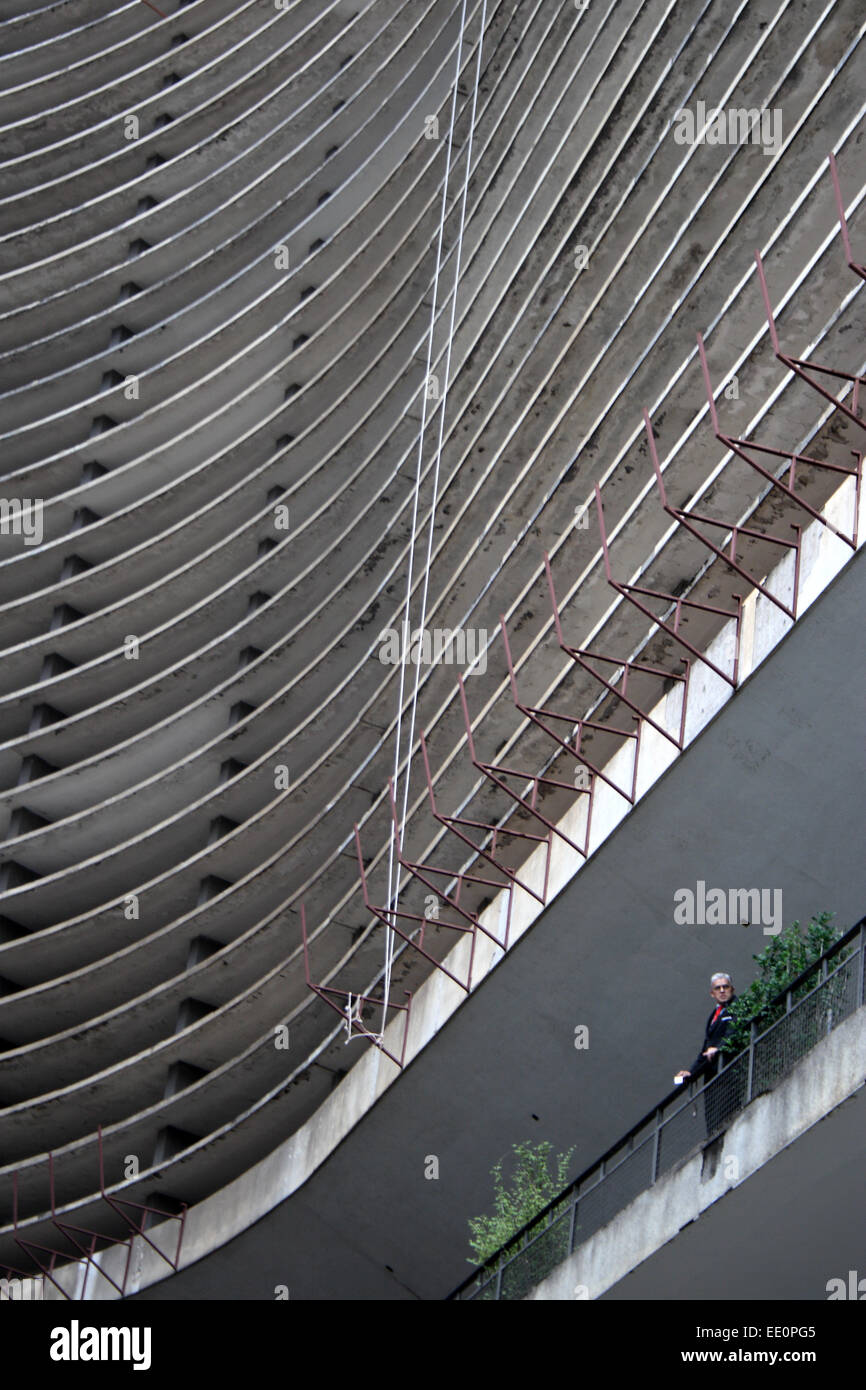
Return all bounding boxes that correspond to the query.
[526,1005,866,1300]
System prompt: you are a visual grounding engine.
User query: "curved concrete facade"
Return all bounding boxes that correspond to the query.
[0,0,863,1296]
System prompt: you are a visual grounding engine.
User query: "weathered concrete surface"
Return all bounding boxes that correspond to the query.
[105,539,865,1301]
[2,0,864,1274]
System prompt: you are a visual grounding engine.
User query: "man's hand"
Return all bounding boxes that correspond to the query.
[703,1047,718,1059]
[674,1069,691,1080]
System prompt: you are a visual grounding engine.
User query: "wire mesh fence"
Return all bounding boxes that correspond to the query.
[574,1139,655,1245]
[499,1208,572,1301]
[454,921,864,1300]
[751,951,860,1097]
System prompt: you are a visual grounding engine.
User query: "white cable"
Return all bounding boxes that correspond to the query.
[380,0,468,1031]
[396,0,488,888]
[383,1,488,1036]
[343,994,363,1043]
[378,0,478,1038]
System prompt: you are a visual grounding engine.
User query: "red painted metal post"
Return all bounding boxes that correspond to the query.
[829,152,866,282]
[755,252,865,434]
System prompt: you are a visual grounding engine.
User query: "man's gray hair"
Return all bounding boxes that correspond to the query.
[711,972,733,986]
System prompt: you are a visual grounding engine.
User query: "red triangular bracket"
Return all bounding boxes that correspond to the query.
[755,251,865,435]
[645,407,803,620]
[458,675,594,855]
[698,334,861,551]
[540,569,691,750]
[300,904,412,1068]
[595,486,743,687]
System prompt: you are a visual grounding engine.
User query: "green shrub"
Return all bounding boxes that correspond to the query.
[467,1139,574,1268]
[722,911,844,1057]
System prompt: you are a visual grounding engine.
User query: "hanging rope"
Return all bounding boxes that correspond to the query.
[377,0,487,1039]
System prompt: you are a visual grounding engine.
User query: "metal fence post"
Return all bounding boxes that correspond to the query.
[745,1019,757,1103]
[859,923,866,1007]
[568,1196,577,1254]
[651,1107,661,1183]
[495,1261,503,1300]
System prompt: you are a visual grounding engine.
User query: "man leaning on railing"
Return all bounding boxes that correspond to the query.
[674,973,743,1135]
[675,972,736,1083]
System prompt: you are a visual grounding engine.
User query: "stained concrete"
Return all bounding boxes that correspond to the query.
[127,540,865,1299]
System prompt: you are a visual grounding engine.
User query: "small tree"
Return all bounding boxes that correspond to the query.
[467,1139,574,1268]
[722,911,844,1058]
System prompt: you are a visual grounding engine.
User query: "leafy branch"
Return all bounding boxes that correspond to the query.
[722,911,844,1056]
[467,1139,574,1267]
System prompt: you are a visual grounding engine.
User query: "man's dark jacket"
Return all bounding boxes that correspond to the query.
[688,995,737,1079]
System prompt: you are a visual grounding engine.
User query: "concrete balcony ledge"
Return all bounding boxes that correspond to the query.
[526,1006,866,1301]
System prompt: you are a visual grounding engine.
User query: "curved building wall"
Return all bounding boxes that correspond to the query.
[0,0,862,1295]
